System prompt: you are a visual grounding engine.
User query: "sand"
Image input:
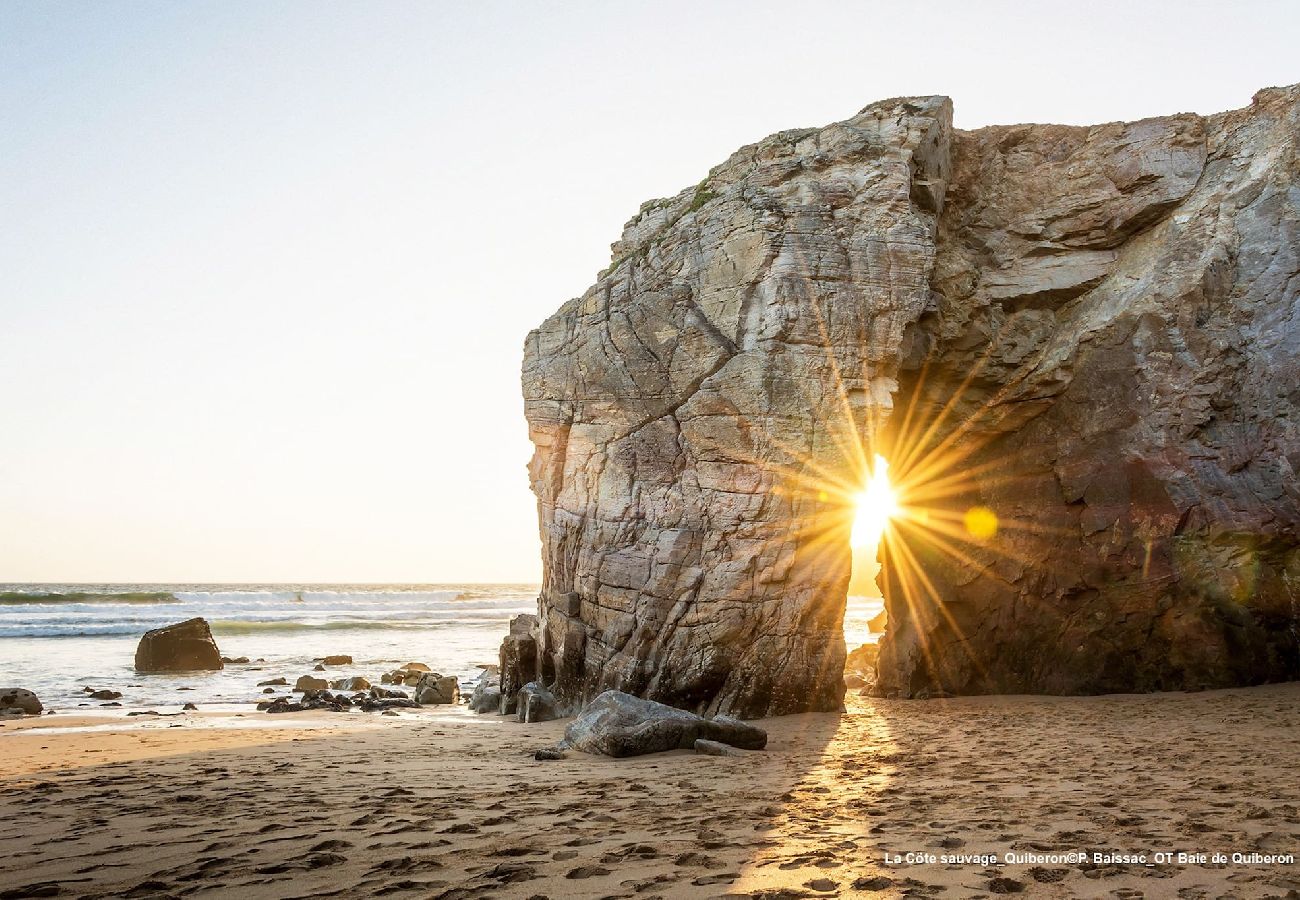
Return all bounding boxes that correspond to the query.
[2,685,1298,899]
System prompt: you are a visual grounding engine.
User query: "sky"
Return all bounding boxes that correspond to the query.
[1,1,1296,583]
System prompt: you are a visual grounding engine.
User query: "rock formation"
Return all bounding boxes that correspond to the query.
[0,688,42,716]
[498,614,539,714]
[134,618,224,673]
[413,673,460,705]
[558,690,768,757]
[522,86,1300,716]
[294,675,328,692]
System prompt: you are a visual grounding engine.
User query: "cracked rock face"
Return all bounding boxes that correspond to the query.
[523,87,1300,716]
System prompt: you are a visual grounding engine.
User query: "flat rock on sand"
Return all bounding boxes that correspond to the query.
[561,690,767,757]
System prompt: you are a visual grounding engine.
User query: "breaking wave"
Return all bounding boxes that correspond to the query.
[0,591,178,606]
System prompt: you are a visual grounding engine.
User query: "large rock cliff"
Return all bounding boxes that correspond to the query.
[522,87,1300,717]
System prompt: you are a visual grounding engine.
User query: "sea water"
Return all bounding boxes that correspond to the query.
[0,584,884,712]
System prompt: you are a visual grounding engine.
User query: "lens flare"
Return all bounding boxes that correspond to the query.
[963,505,999,540]
[851,455,899,549]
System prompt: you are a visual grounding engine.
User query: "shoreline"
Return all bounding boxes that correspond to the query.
[3,683,1298,898]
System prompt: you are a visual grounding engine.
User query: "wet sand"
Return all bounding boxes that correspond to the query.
[2,684,1298,898]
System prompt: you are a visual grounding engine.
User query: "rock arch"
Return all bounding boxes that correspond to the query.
[521,87,1300,718]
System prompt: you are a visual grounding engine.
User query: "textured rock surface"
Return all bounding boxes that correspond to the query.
[413,673,460,705]
[467,668,502,714]
[0,688,42,716]
[294,675,328,692]
[498,614,539,714]
[515,681,560,723]
[524,87,1300,713]
[560,690,767,757]
[134,618,223,673]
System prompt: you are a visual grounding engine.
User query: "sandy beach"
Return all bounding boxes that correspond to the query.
[3,684,1298,899]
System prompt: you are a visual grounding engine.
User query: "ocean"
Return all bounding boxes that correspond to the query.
[0,584,883,713]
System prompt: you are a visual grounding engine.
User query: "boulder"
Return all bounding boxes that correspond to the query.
[413,673,460,705]
[331,676,371,692]
[321,655,352,666]
[264,699,304,714]
[182,702,198,711]
[561,691,767,757]
[516,681,560,723]
[88,689,122,701]
[221,656,250,664]
[0,689,42,716]
[134,618,223,672]
[257,677,288,686]
[400,662,430,672]
[358,696,420,712]
[368,686,409,699]
[295,675,329,692]
[313,664,325,671]
[468,670,502,714]
[694,738,745,757]
[498,614,538,715]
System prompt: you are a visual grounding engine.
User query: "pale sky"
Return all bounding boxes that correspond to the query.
[2,1,1296,583]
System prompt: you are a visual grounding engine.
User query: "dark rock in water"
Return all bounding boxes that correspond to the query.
[262,687,276,694]
[221,656,250,664]
[694,738,745,757]
[134,618,223,673]
[468,669,502,714]
[88,690,122,701]
[517,681,560,723]
[313,664,326,672]
[182,702,198,711]
[257,678,287,687]
[331,676,370,692]
[100,702,121,707]
[383,669,421,687]
[128,710,160,716]
[561,691,767,757]
[321,655,352,666]
[534,748,566,760]
[0,689,42,716]
[413,673,459,705]
[498,614,538,715]
[295,675,329,692]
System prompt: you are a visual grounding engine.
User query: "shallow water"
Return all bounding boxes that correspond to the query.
[0,584,884,712]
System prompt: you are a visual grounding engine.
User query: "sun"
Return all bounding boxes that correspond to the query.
[850,454,899,549]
